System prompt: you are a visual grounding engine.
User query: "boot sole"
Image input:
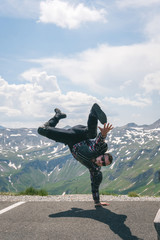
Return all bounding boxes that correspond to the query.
[93,103,107,124]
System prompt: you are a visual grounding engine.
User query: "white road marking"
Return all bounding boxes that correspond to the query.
[0,201,25,215]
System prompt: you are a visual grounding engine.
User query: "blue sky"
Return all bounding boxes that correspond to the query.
[0,0,160,128]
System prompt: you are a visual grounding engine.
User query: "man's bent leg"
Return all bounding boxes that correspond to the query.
[91,103,107,124]
[44,108,67,128]
[38,108,70,144]
[38,125,78,145]
[87,103,107,139]
[87,113,98,139]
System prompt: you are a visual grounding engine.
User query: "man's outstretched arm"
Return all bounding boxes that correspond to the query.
[98,123,113,138]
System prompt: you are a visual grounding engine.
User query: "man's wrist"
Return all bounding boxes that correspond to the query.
[101,134,106,138]
[100,132,106,138]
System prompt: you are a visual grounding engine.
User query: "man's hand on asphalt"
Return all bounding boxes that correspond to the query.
[95,202,110,207]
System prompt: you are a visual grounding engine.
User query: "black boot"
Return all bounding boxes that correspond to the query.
[91,103,107,124]
[46,108,67,127]
[54,108,67,120]
[40,108,67,128]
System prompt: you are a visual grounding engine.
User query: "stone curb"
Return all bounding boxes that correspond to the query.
[0,194,160,202]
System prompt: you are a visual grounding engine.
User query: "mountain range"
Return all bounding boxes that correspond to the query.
[0,119,160,196]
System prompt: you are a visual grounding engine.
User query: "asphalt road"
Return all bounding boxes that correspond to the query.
[0,201,159,240]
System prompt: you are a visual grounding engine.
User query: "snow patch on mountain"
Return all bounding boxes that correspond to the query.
[10,134,21,137]
[8,162,17,169]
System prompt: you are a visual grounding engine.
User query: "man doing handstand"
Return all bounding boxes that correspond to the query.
[38,103,113,207]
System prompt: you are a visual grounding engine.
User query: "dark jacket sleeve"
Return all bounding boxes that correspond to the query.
[90,169,102,204]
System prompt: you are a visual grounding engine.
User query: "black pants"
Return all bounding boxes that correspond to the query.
[38,112,98,150]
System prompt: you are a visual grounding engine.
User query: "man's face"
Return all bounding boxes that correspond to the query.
[95,155,111,167]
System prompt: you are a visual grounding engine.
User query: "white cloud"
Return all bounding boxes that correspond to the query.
[0,106,21,117]
[116,0,160,8]
[0,74,99,128]
[104,96,152,107]
[21,68,41,82]
[120,80,132,90]
[21,70,61,92]
[28,41,160,95]
[20,39,160,127]
[39,0,107,29]
[142,71,160,93]
[144,15,160,42]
